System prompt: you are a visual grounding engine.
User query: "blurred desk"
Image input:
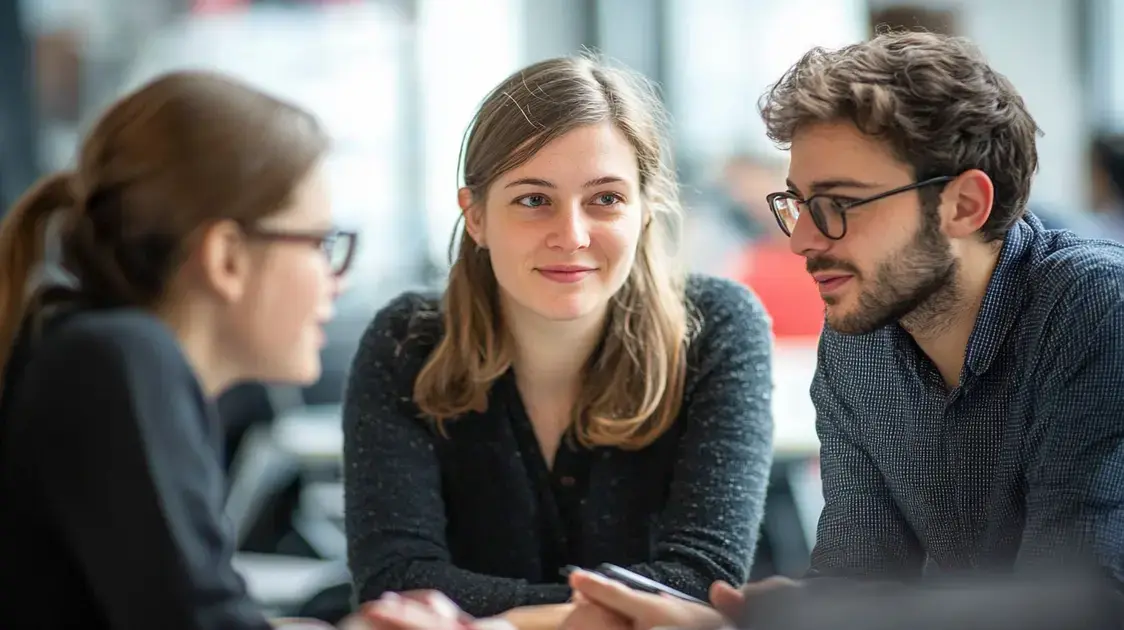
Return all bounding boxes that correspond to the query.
[772,339,820,457]
[274,404,346,465]
[233,552,346,614]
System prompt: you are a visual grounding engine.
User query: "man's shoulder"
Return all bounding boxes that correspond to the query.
[1021,230,1124,325]
[1026,229,1124,291]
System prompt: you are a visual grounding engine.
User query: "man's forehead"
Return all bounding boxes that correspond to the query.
[787,144,913,192]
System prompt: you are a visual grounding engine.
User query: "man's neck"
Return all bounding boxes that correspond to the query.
[903,242,1002,389]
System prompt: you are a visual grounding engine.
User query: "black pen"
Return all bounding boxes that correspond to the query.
[559,564,585,580]
[559,563,709,606]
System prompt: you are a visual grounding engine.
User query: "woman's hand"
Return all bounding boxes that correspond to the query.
[558,600,630,630]
[350,591,515,630]
[566,570,726,630]
[499,603,575,630]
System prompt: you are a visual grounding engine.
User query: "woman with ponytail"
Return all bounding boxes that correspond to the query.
[0,71,376,629]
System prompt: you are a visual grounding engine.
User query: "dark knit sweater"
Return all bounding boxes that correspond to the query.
[342,275,775,616]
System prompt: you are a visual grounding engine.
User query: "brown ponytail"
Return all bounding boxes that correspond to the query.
[0,171,76,387]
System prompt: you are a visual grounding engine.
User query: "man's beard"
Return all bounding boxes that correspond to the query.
[809,208,959,336]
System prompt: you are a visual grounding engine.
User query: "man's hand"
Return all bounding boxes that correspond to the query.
[566,569,726,630]
[708,576,800,621]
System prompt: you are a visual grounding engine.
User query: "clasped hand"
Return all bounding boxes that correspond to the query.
[351,574,798,630]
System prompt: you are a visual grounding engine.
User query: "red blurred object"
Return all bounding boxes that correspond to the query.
[729,243,825,339]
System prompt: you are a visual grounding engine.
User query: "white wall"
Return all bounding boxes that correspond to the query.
[664,0,870,167]
[1086,0,1124,133]
[870,0,1088,212]
[417,0,525,269]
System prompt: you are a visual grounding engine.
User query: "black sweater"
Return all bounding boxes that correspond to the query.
[342,275,775,617]
[0,308,270,629]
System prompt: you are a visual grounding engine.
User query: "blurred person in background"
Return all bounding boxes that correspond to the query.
[0,70,378,630]
[342,54,774,625]
[1089,133,1124,240]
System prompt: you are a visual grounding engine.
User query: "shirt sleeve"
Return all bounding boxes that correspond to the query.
[620,279,774,598]
[1018,293,1124,585]
[806,332,926,579]
[15,320,271,630]
[342,301,571,617]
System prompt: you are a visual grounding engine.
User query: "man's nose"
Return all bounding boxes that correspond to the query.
[789,209,831,258]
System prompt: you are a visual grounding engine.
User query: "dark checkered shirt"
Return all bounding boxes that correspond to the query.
[808,213,1124,585]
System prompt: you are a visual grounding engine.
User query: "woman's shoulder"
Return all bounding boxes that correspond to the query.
[37,308,188,372]
[352,290,444,373]
[3,308,201,428]
[681,274,773,384]
[684,273,771,345]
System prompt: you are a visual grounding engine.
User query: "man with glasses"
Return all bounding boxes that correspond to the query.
[757,30,1124,585]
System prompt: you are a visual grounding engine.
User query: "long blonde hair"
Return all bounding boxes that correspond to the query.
[413,55,694,450]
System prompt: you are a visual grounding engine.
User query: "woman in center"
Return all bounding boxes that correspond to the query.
[342,55,774,618]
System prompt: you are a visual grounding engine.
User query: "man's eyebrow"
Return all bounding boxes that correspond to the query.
[785,177,886,195]
[808,178,883,193]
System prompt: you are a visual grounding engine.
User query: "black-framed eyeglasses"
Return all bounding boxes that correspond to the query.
[765,175,955,240]
[244,226,358,276]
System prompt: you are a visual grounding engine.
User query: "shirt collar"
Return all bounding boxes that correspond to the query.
[962,213,1040,377]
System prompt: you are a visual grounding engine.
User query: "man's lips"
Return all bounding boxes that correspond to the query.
[812,272,854,292]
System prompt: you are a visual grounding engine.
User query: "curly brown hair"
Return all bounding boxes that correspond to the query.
[759,30,1041,241]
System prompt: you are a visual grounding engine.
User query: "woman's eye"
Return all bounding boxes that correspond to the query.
[592,193,624,206]
[517,194,549,208]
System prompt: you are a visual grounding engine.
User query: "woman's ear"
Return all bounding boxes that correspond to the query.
[459,187,486,248]
[195,219,251,303]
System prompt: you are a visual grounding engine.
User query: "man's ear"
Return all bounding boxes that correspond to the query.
[941,169,994,239]
[195,219,251,303]
[459,187,486,248]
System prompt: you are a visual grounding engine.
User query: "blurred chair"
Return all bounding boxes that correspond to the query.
[225,401,345,554]
[226,398,351,614]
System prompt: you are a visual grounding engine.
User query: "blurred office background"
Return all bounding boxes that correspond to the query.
[6,0,1124,621]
